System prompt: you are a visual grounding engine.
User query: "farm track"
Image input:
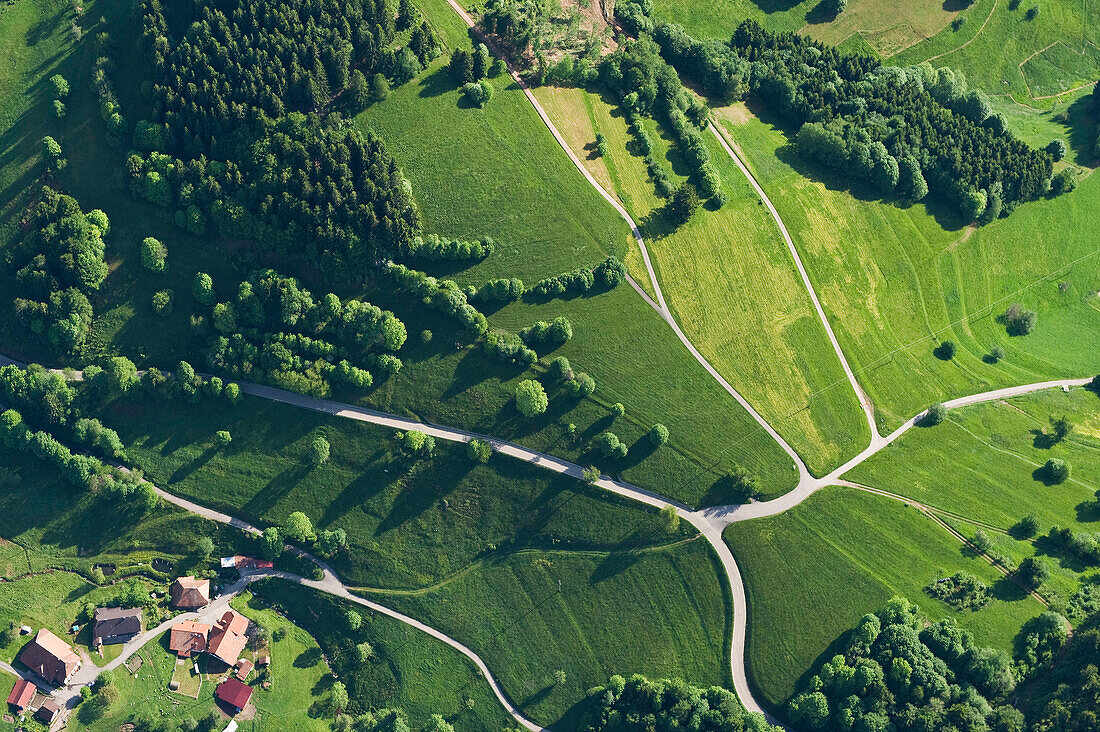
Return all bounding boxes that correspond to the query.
[1,352,1089,727]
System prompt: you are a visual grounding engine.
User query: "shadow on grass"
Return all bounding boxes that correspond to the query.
[294,646,322,668]
[168,445,219,485]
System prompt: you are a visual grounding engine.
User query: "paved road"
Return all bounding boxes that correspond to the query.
[709,123,881,444]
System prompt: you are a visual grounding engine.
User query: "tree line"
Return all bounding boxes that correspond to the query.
[649,20,1057,221]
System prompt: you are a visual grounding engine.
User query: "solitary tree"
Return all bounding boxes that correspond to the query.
[195,536,215,558]
[329,681,349,716]
[668,183,700,225]
[515,380,548,417]
[344,610,362,632]
[310,436,331,465]
[283,511,315,543]
[581,466,601,484]
[260,527,283,560]
[214,430,232,447]
[924,403,947,425]
[649,423,670,446]
[466,438,491,463]
[1016,513,1041,538]
[1018,556,1049,589]
[141,237,168,272]
[1045,458,1070,484]
[1050,416,1072,443]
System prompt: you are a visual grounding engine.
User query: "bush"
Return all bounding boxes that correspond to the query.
[649,423,669,445]
[483,329,537,365]
[566,372,596,398]
[140,237,167,272]
[466,438,492,463]
[594,431,628,458]
[924,403,947,425]
[462,79,494,107]
[1051,166,1079,194]
[402,430,435,457]
[515,379,549,417]
[547,356,572,382]
[520,317,573,347]
[52,100,67,118]
[192,272,215,305]
[151,289,173,316]
[925,571,989,610]
[1045,458,1069,484]
[1018,556,1048,588]
[309,436,330,465]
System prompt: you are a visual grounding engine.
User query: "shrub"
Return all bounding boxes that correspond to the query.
[466,438,492,463]
[566,372,596,398]
[581,465,601,483]
[925,571,989,610]
[924,403,947,425]
[151,289,173,315]
[649,423,669,445]
[140,237,167,272]
[309,436,330,465]
[402,430,435,457]
[192,272,215,305]
[483,329,536,365]
[520,317,573,347]
[1051,166,1079,194]
[1018,556,1048,588]
[420,329,432,343]
[1045,458,1069,484]
[515,379,548,417]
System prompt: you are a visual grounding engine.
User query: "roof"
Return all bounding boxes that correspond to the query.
[170,577,211,608]
[256,654,270,666]
[169,621,211,657]
[36,698,61,722]
[207,611,249,666]
[19,629,81,686]
[235,659,254,680]
[215,677,253,710]
[92,607,142,643]
[6,678,35,708]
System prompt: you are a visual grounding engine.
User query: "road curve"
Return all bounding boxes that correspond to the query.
[704,376,1094,526]
[709,123,880,444]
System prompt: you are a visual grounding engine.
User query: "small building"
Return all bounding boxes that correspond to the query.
[6,678,35,712]
[207,611,249,667]
[92,607,143,647]
[36,698,61,724]
[234,659,254,681]
[215,677,253,714]
[256,654,270,667]
[19,629,81,686]
[169,621,211,658]
[170,577,211,610]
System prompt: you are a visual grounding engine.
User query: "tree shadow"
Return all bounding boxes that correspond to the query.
[416,66,454,99]
[1061,94,1099,165]
[1032,466,1062,487]
[804,1,840,24]
[991,575,1029,602]
[240,462,311,517]
[294,647,322,668]
[933,342,956,360]
[167,445,218,484]
[590,550,643,584]
[943,0,973,10]
[619,437,658,471]
[1075,500,1100,523]
[441,347,509,399]
[520,683,557,711]
[1030,429,1057,450]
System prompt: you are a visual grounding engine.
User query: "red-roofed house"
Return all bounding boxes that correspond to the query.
[168,621,211,658]
[235,659,254,681]
[18,629,81,686]
[6,678,35,712]
[215,677,253,713]
[170,577,211,609]
[207,610,249,667]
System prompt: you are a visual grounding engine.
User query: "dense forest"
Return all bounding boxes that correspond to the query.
[605,0,1056,222]
[135,0,425,274]
[786,597,1069,732]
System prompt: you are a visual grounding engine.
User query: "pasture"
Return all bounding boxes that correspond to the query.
[724,486,1047,710]
[717,104,1100,433]
[251,579,517,730]
[374,537,731,727]
[533,86,868,476]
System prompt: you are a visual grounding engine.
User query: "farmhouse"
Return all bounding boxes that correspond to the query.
[215,677,253,714]
[168,620,211,658]
[170,577,211,609]
[207,610,249,667]
[6,678,35,712]
[18,629,81,686]
[36,698,61,724]
[92,607,143,646]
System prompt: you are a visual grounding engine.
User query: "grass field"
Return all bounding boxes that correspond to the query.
[724,486,1048,710]
[374,536,730,727]
[717,103,1100,433]
[103,391,701,589]
[533,85,867,475]
[251,579,516,730]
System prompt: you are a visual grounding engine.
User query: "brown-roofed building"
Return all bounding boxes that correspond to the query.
[207,610,249,667]
[215,677,253,713]
[18,629,81,686]
[256,654,270,667]
[36,698,61,724]
[6,678,35,712]
[234,659,254,681]
[168,621,211,658]
[170,577,211,609]
[92,607,143,647]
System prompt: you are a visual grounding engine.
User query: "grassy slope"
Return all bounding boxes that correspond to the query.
[724,486,1047,709]
[719,105,1100,432]
[532,85,867,476]
[348,8,797,500]
[105,391,702,589]
[847,386,1100,607]
[251,579,517,731]
[375,537,730,728]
